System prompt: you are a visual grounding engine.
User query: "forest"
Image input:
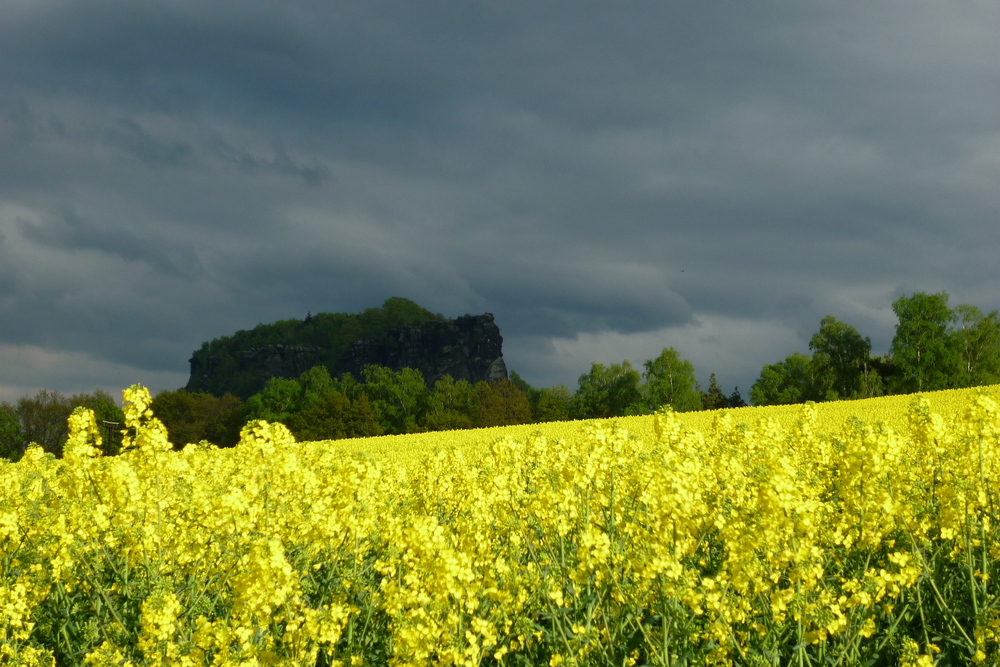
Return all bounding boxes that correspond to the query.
[1,290,997,462]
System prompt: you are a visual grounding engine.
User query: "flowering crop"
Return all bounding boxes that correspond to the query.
[2,384,1000,665]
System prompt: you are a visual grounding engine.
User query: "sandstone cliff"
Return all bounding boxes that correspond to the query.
[186,309,507,398]
[341,313,507,386]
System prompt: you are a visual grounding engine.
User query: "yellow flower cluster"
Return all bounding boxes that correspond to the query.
[2,384,1000,665]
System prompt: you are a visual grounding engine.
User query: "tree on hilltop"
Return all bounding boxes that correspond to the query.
[950,304,1000,387]
[699,373,728,410]
[362,365,427,434]
[152,390,243,449]
[574,361,644,418]
[889,292,956,393]
[750,353,820,406]
[473,378,533,427]
[643,348,701,412]
[0,403,25,461]
[809,315,872,400]
[534,385,573,422]
[423,375,475,431]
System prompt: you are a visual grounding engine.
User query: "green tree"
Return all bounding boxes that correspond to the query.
[726,387,748,408]
[699,372,728,410]
[888,292,957,393]
[857,366,885,399]
[864,354,895,397]
[152,389,243,449]
[643,348,701,412]
[298,365,336,408]
[362,365,427,434]
[949,304,1000,387]
[508,371,540,406]
[70,389,127,455]
[242,377,302,424]
[379,296,446,328]
[348,394,383,437]
[332,372,361,400]
[16,389,72,457]
[750,353,820,406]
[9,388,126,458]
[423,375,475,431]
[574,361,644,418]
[808,315,872,399]
[509,371,576,423]
[472,379,533,428]
[0,403,25,461]
[286,390,383,441]
[534,385,573,423]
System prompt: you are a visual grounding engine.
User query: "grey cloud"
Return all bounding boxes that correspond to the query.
[0,0,995,399]
[207,136,329,186]
[15,209,203,278]
[471,260,694,338]
[0,2,455,130]
[102,118,195,168]
[0,256,14,312]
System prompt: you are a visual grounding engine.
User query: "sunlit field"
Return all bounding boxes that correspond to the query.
[3,385,1000,666]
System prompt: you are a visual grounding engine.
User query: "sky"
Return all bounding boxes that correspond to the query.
[1,0,997,405]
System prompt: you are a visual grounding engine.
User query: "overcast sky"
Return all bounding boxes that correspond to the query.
[1,0,997,405]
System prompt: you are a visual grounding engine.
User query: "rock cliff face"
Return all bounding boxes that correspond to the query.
[186,345,326,398]
[341,313,507,386]
[186,312,507,398]
[238,345,325,381]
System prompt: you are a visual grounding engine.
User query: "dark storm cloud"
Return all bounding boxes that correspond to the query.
[16,209,203,278]
[0,2,468,134]
[0,0,996,398]
[207,136,330,186]
[101,118,196,169]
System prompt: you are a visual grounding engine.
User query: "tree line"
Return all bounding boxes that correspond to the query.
[0,349,745,461]
[0,389,127,461]
[4,290,993,461]
[748,291,1000,405]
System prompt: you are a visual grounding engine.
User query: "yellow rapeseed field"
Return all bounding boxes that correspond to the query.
[2,384,1000,666]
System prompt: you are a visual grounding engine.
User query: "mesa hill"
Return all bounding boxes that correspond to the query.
[186,298,508,399]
